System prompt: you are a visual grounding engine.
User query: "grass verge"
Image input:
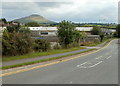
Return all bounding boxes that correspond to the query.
[1,49,96,69]
[2,47,85,62]
[102,39,113,47]
[86,38,112,47]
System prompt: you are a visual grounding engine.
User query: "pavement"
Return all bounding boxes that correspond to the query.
[1,39,118,84]
[2,40,108,66]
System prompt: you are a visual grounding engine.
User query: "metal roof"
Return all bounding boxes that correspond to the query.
[29,27,93,31]
[29,27,57,31]
[87,35,100,37]
[76,27,93,31]
[102,28,116,33]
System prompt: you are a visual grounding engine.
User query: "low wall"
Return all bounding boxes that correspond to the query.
[34,35,100,43]
[85,35,100,42]
[34,36,59,42]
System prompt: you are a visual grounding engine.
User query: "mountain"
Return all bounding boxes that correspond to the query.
[12,14,56,24]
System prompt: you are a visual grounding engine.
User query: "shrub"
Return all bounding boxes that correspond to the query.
[67,42,79,48]
[2,30,34,56]
[34,39,51,52]
[93,39,100,43]
[80,41,95,46]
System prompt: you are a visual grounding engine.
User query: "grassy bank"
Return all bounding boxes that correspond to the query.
[2,47,85,62]
[1,48,96,69]
[86,38,112,47]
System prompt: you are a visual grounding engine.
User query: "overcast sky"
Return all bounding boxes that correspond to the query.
[1,0,119,23]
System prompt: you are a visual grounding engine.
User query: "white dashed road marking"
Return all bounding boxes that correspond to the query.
[95,56,103,59]
[76,61,88,67]
[106,56,112,59]
[89,61,103,68]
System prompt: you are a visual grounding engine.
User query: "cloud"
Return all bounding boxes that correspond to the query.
[1,0,119,23]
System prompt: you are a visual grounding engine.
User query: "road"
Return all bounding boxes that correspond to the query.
[2,39,118,84]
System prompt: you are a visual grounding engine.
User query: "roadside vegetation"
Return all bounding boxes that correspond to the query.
[85,38,112,47]
[2,20,86,61]
[57,20,81,48]
[2,37,113,69]
[2,20,51,57]
[91,26,105,42]
[1,19,117,69]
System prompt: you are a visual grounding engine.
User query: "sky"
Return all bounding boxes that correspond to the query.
[1,0,119,23]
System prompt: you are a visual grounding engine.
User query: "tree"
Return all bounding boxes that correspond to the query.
[25,22,39,27]
[81,31,87,42]
[91,26,105,42]
[99,32,105,42]
[74,30,81,43]
[91,26,101,35]
[19,27,31,34]
[57,20,75,48]
[57,20,79,48]
[7,23,20,32]
[116,24,120,38]
[1,18,7,24]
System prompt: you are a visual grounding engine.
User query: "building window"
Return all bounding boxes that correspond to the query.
[41,32,48,35]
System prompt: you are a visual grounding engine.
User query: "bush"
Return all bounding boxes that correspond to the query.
[34,39,51,52]
[80,41,94,46]
[67,42,79,48]
[94,39,100,43]
[2,30,34,56]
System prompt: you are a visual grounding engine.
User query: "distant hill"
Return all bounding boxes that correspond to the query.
[12,14,56,24]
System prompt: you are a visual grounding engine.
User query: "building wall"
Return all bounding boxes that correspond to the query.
[29,27,93,37]
[85,35,100,42]
[34,36,58,42]
[30,30,57,37]
[29,27,101,42]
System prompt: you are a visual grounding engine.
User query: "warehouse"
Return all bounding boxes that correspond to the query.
[28,27,115,42]
[28,27,93,37]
